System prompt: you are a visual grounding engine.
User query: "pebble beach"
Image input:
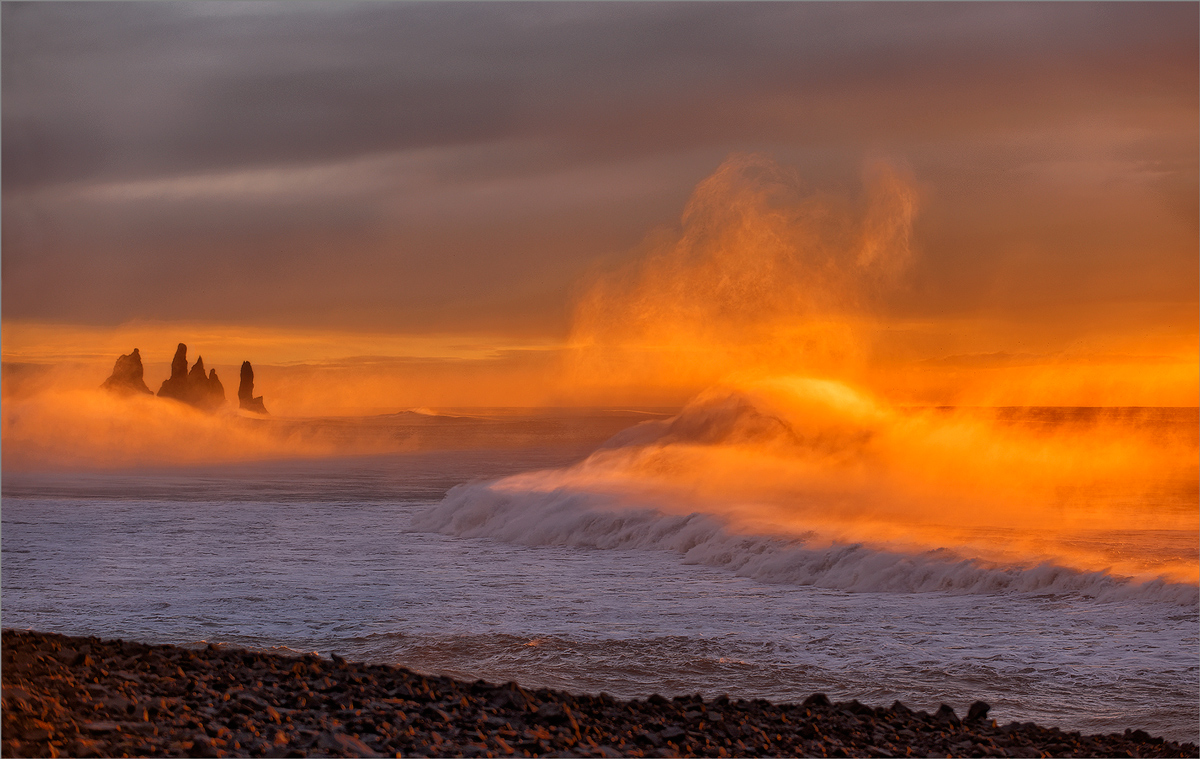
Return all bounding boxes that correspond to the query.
[3,629,1196,758]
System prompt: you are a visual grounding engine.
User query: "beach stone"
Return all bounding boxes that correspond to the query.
[536,702,566,722]
[935,704,961,726]
[319,732,373,755]
[4,629,1199,759]
[848,699,874,715]
[636,730,664,747]
[966,701,991,723]
[101,695,131,713]
[70,738,102,755]
[421,705,452,722]
[2,685,36,710]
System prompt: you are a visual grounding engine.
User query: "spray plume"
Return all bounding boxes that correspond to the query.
[420,154,1198,597]
[567,154,917,398]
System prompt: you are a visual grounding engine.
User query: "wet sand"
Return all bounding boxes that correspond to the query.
[3,630,1195,758]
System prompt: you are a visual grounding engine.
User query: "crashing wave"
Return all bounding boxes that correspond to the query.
[412,481,1198,606]
[413,378,1198,604]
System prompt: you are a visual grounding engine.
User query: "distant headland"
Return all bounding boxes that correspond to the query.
[101,343,268,414]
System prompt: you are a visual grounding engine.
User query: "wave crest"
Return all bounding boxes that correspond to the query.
[412,481,1199,606]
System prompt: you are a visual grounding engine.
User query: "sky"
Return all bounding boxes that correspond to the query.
[2,1,1197,411]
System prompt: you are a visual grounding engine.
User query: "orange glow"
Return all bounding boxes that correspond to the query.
[1,321,565,416]
[0,387,345,469]
[519,153,1195,585]
[0,320,559,367]
[564,154,1197,407]
[566,156,916,399]
[2,151,1196,516]
[492,377,1198,583]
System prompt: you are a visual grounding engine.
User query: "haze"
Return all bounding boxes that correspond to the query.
[3,1,1197,413]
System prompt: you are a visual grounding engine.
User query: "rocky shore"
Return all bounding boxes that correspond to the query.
[3,630,1195,758]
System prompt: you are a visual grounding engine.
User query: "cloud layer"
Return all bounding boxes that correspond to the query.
[3,3,1196,363]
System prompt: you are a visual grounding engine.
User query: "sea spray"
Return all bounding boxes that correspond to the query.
[413,377,1199,602]
[413,480,1198,605]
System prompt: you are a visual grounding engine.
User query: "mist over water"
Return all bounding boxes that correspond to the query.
[566,155,917,400]
[0,381,670,470]
[416,383,1199,599]
[3,154,1196,744]
[406,156,1198,738]
[528,155,1198,593]
[4,411,1197,744]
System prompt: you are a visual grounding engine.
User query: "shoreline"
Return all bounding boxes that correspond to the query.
[3,629,1196,758]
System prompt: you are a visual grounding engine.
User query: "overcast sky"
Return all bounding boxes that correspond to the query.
[3,1,1197,344]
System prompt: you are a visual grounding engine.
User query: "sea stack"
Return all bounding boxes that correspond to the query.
[157,343,190,398]
[157,343,225,412]
[237,361,268,414]
[100,348,152,395]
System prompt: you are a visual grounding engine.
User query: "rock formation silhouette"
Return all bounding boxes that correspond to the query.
[101,343,270,414]
[237,361,269,414]
[100,348,152,395]
[156,343,225,412]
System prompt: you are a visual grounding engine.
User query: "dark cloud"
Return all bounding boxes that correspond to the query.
[2,2,1196,334]
[5,2,1196,188]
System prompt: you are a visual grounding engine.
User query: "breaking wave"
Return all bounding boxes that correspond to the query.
[413,377,1198,605]
[412,482,1198,606]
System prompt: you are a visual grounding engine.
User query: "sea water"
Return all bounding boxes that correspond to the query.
[3,408,1197,744]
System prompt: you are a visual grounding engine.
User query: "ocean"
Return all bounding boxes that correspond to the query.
[3,400,1197,744]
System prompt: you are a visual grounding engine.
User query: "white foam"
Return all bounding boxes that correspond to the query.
[412,481,1199,606]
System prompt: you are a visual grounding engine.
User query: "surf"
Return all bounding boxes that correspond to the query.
[414,377,1199,604]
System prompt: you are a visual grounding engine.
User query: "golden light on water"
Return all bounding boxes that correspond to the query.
[2,154,1196,588]
[493,376,1197,583]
